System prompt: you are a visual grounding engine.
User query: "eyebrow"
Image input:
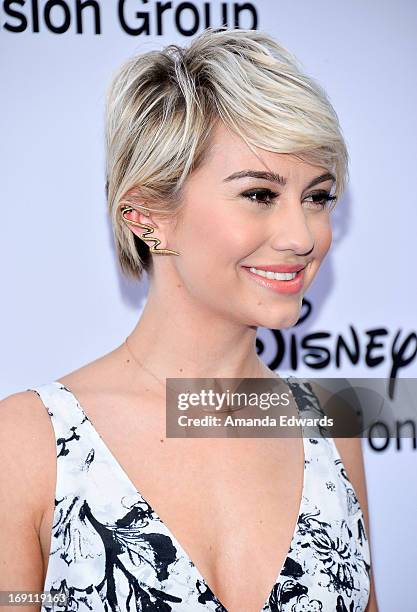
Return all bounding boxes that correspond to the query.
[222,169,336,189]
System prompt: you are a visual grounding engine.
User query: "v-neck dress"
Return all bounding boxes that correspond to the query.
[28,377,371,612]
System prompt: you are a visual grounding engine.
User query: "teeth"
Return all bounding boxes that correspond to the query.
[249,267,299,280]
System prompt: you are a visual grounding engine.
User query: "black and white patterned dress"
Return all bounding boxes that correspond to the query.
[29,377,371,612]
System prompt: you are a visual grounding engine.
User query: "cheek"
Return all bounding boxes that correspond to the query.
[178,204,255,266]
[312,216,332,260]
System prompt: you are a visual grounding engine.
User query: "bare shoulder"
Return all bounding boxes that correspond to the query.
[0,389,55,591]
[0,390,56,531]
[0,348,123,520]
[56,343,127,393]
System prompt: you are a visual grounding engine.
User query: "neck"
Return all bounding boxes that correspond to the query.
[124,277,275,383]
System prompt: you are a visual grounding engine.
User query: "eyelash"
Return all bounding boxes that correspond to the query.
[241,188,338,210]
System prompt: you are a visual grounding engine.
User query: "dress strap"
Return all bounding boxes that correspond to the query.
[28,381,85,431]
[27,381,90,498]
[285,376,326,417]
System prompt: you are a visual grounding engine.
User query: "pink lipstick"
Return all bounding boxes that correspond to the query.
[241,264,307,295]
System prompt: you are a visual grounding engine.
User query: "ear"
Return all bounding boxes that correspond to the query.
[121,202,177,254]
[121,205,157,234]
[120,185,180,254]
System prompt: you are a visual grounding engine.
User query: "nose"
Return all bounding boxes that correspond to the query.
[269,198,315,256]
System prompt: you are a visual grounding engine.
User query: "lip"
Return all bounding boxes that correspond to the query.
[241,265,307,295]
[243,263,307,273]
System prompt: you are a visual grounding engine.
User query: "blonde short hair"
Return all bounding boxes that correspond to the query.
[105,27,348,281]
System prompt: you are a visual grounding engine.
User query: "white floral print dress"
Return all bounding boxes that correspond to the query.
[28,377,371,612]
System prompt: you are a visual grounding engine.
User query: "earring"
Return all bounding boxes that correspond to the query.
[120,205,180,256]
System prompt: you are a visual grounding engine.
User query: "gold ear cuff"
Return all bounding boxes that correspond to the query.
[120,205,180,256]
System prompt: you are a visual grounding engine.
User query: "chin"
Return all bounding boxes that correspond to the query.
[249,305,302,331]
[269,316,300,331]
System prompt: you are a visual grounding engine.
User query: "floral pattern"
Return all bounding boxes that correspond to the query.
[28,377,371,611]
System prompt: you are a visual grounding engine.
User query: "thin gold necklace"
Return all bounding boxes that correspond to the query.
[123,335,266,414]
[124,335,181,397]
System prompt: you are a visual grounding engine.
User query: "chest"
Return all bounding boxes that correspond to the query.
[39,400,305,612]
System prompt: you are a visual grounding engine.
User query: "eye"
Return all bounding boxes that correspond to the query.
[303,191,338,211]
[241,188,278,208]
[241,188,338,211]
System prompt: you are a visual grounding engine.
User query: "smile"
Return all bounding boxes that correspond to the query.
[241,265,307,295]
[248,267,298,280]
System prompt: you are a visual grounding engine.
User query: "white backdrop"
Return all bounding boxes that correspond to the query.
[1,1,416,609]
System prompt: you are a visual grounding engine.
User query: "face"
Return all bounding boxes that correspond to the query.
[147,122,334,330]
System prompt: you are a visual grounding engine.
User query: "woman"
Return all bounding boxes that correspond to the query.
[0,27,378,612]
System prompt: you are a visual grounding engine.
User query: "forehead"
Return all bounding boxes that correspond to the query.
[203,121,323,179]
